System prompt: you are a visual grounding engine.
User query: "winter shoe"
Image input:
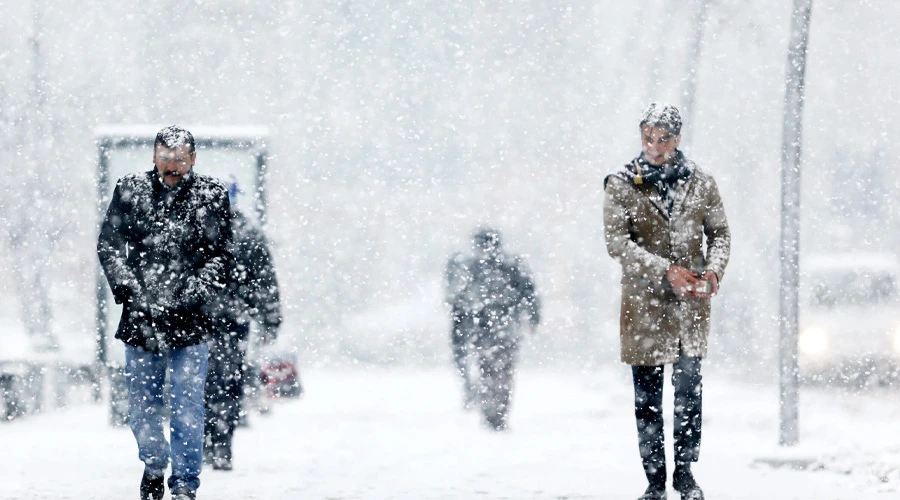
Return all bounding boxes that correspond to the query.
[673,465,704,500]
[202,438,214,465]
[139,470,164,500]
[211,443,233,471]
[679,489,703,500]
[484,413,508,431]
[171,486,197,500]
[637,483,667,500]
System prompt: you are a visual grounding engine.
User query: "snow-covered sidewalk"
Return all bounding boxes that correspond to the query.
[1,366,897,499]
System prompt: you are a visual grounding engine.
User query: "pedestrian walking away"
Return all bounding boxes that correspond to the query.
[444,227,541,431]
[97,125,234,500]
[603,103,730,500]
[204,180,282,472]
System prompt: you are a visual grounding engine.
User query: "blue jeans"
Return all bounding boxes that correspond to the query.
[125,342,209,493]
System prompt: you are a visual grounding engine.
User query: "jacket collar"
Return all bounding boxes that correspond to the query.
[605,151,694,220]
[150,169,194,199]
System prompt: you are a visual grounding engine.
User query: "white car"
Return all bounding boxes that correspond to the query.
[799,252,900,385]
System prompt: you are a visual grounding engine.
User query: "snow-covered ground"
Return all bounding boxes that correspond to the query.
[1,366,898,499]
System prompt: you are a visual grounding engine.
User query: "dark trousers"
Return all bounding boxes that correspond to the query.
[451,314,520,429]
[632,353,702,484]
[472,323,519,430]
[476,336,518,430]
[451,317,468,381]
[451,315,476,402]
[204,324,250,456]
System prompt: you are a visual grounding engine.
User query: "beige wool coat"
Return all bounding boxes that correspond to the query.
[603,162,730,366]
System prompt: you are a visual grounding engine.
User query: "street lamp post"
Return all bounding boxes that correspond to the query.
[779,0,813,447]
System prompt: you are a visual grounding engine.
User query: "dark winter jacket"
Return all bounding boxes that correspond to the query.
[97,170,234,351]
[445,251,541,335]
[210,209,282,338]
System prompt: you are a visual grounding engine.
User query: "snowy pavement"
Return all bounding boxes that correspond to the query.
[1,366,898,499]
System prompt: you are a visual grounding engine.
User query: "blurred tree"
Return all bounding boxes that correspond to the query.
[680,0,711,148]
[6,0,58,351]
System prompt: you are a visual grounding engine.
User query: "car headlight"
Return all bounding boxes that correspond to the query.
[892,325,900,354]
[799,324,830,357]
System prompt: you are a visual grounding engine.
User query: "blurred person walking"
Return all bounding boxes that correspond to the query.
[603,104,730,500]
[98,125,233,500]
[204,181,282,471]
[444,227,541,430]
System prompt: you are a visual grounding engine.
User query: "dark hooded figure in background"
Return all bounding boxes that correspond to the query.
[444,227,541,430]
[204,180,282,471]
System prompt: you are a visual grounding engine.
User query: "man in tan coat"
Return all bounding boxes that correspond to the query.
[604,103,730,500]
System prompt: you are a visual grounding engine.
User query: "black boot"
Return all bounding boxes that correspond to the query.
[171,486,197,500]
[638,482,667,500]
[212,442,233,471]
[139,470,164,500]
[673,464,704,500]
[203,435,214,465]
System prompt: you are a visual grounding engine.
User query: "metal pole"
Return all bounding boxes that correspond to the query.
[680,0,710,149]
[96,141,110,367]
[779,0,813,447]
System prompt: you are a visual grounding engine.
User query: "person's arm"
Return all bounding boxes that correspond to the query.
[445,256,464,302]
[243,228,283,342]
[702,176,730,283]
[97,182,142,305]
[603,178,673,283]
[512,258,541,328]
[445,256,470,316]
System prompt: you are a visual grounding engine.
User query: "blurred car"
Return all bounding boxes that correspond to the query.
[259,352,303,399]
[799,252,900,385]
[244,341,303,409]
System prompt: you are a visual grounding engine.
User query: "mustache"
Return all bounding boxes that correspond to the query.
[164,170,183,177]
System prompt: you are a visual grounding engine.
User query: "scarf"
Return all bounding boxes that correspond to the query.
[606,150,692,214]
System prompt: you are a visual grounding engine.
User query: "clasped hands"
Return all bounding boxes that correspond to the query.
[665,264,718,299]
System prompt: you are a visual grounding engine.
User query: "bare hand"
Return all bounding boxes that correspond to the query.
[685,271,719,299]
[690,270,719,299]
[665,264,701,297]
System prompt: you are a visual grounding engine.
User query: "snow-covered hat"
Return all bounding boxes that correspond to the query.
[639,103,682,136]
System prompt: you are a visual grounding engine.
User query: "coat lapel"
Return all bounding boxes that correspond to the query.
[669,170,695,218]
[640,184,669,220]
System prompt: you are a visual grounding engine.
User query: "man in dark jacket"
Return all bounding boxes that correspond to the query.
[204,183,282,471]
[98,125,233,500]
[444,227,540,430]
